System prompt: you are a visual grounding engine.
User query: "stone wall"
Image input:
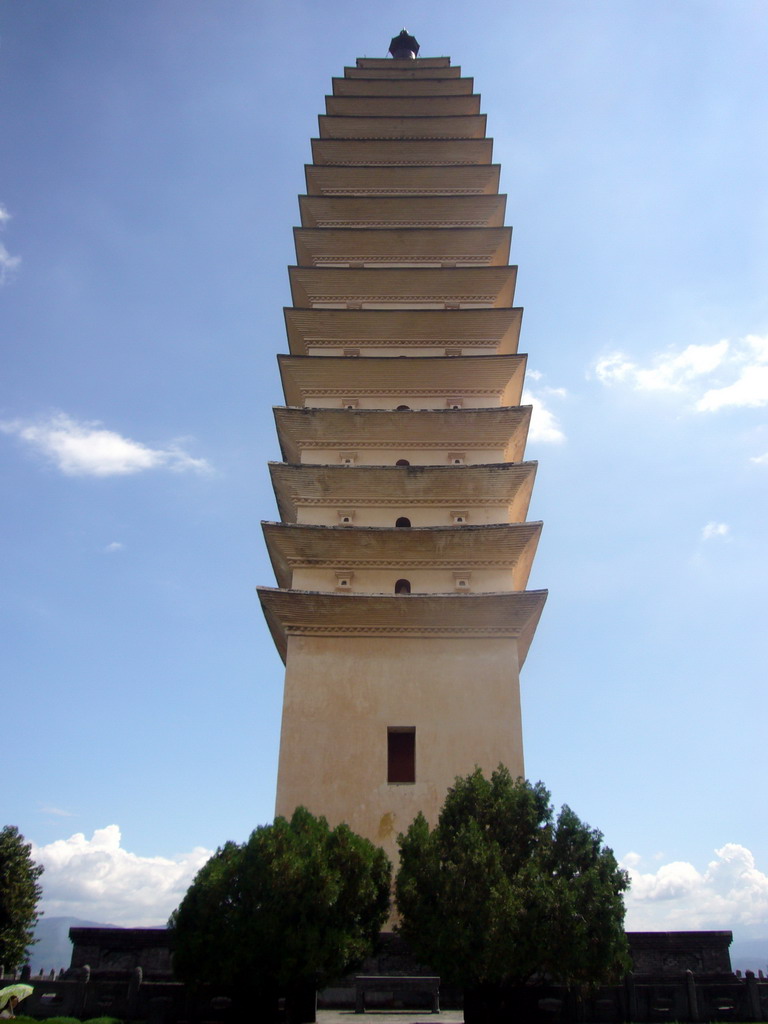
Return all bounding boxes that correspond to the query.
[68,927,173,979]
[628,931,734,975]
[63,926,734,981]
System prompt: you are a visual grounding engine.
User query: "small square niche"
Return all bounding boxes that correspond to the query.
[453,572,472,592]
[335,571,354,591]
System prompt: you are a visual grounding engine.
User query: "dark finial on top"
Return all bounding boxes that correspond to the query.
[389,29,420,59]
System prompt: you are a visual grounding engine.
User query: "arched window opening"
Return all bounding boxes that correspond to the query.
[394,578,411,595]
[396,404,411,411]
[395,517,411,528]
[396,459,410,466]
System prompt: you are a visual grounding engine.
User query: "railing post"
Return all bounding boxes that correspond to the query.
[128,966,143,1018]
[685,969,699,1022]
[745,971,762,1021]
[624,973,638,1023]
[78,964,91,1019]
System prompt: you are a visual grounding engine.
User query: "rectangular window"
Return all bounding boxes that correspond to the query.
[388,727,415,784]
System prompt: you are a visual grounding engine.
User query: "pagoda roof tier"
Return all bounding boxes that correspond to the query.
[299,194,505,228]
[268,461,537,525]
[277,354,526,407]
[311,138,493,166]
[293,227,511,267]
[355,57,452,69]
[284,308,522,355]
[318,114,487,140]
[288,265,516,308]
[262,521,542,591]
[258,587,547,666]
[345,65,462,80]
[273,406,531,464]
[332,77,474,97]
[325,95,481,118]
[305,164,501,196]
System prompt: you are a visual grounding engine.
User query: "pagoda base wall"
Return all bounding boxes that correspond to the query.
[275,633,523,866]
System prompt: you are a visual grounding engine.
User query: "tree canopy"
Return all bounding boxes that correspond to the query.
[0,826,44,970]
[170,807,391,1001]
[395,766,630,993]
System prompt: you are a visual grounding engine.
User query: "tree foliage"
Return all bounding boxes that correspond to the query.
[170,807,391,999]
[0,826,44,969]
[395,767,630,992]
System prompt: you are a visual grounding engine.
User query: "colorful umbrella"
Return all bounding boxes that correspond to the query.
[0,985,34,1012]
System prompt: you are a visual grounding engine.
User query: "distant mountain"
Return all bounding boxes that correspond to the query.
[730,938,768,975]
[27,916,116,973]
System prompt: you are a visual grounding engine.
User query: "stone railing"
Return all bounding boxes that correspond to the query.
[3,963,768,1022]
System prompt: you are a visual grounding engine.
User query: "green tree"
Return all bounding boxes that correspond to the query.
[395,767,630,1007]
[170,807,391,1022]
[0,826,44,970]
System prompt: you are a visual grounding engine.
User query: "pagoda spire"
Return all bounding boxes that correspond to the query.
[388,28,420,59]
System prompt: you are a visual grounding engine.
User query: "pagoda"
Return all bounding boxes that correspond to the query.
[258,34,547,866]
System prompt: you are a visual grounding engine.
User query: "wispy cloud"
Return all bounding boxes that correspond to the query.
[523,385,566,444]
[0,413,211,477]
[104,541,125,553]
[31,826,213,927]
[621,844,768,937]
[701,521,730,541]
[0,204,21,284]
[40,806,74,818]
[593,334,768,412]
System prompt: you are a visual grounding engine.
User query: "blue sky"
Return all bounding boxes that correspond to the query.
[2,0,767,941]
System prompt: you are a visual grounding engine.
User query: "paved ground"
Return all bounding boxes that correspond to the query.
[317,1012,464,1024]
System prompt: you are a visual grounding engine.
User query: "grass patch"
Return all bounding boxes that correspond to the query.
[12,1018,124,1024]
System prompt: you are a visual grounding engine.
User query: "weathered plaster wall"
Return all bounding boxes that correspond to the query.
[275,633,523,866]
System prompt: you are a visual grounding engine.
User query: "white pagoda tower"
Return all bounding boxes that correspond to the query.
[258,35,547,866]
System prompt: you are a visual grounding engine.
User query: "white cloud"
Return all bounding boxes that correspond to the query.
[701,521,730,541]
[30,827,768,936]
[104,541,125,553]
[0,204,20,283]
[594,334,768,411]
[0,242,20,282]
[595,340,729,392]
[621,844,768,937]
[0,413,211,477]
[31,826,213,927]
[751,452,768,465]
[697,364,768,412]
[523,386,566,444]
[594,353,637,386]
